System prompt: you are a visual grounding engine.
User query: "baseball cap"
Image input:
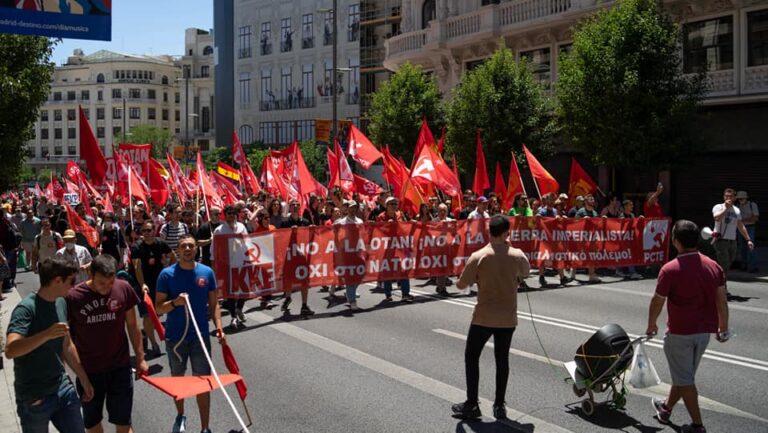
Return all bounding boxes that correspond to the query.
[385,197,398,205]
[477,196,488,203]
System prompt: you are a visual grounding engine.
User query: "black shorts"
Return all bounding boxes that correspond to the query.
[76,366,133,428]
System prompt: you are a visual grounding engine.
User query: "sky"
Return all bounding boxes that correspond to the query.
[52,0,213,65]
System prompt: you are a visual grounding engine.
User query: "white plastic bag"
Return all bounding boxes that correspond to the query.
[628,342,661,389]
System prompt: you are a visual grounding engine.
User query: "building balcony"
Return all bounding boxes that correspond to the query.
[385,0,583,68]
[259,96,316,111]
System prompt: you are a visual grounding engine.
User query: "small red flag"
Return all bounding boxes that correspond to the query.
[523,144,559,197]
[494,161,507,204]
[221,343,248,401]
[503,153,526,210]
[63,202,99,248]
[78,105,108,185]
[143,291,165,341]
[472,130,490,196]
[347,125,382,169]
[567,157,599,206]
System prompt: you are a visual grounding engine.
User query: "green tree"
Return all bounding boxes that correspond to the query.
[367,63,443,162]
[445,47,557,180]
[36,168,53,185]
[0,35,56,190]
[18,165,36,184]
[204,146,233,169]
[117,124,174,159]
[556,0,706,169]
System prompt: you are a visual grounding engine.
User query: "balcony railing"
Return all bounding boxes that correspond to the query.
[238,47,252,58]
[259,96,316,111]
[260,42,273,55]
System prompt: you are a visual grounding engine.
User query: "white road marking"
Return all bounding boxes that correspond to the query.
[246,311,574,433]
[433,328,768,424]
[409,289,768,372]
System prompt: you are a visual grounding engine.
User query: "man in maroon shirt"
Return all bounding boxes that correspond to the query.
[66,254,148,433]
[646,220,729,433]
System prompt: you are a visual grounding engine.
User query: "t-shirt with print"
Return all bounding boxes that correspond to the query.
[100,227,126,265]
[66,280,139,374]
[6,294,68,402]
[34,232,63,262]
[156,263,216,342]
[711,204,741,240]
[131,240,172,292]
[655,252,724,335]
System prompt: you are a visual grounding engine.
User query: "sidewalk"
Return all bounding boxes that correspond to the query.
[0,287,23,433]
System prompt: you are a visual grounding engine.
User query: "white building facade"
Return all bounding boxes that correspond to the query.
[178,28,217,160]
[233,0,362,146]
[27,49,182,172]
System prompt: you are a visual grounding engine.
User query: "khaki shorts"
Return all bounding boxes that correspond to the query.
[713,239,736,271]
[663,333,710,386]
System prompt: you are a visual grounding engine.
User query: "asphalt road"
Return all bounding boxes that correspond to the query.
[13,268,768,433]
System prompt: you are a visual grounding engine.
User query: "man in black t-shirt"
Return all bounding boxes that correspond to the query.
[99,212,126,268]
[130,220,174,354]
[195,207,222,266]
[280,201,311,228]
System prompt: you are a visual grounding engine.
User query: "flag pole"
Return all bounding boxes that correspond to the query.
[512,151,528,197]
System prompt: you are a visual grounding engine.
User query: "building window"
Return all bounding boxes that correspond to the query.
[175,92,180,103]
[129,107,141,119]
[281,66,292,102]
[54,128,62,139]
[162,75,169,85]
[112,88,122,99]
[348,4,360,42]
[348,58,359,104]
[481,0,500,5]
[53,91,62,101]
[67,91,76,101]
[239,72,251,107]
[40,110,48,121]
[54,110,62,121]
[422,0,436,29]
[96,73,105,83]
[520,48,551,84]
[97,127,105,138]
[97,108,105,120]
[201,65,210,78]
[80,90,89,101]
[175,110,180,121]
[148,108,156,120]
[147,89,156,100]
[113,126,121,138]
[239,125,254,145]
[67,109,76,121]
[302,14,314,49]
[260,69,273,108]
[281,18,293,52]
[129,88,141,99]
[68,128,76,139]
[302,64,314,106]
[113,107,122,119]
[54,146,62,156]
[163,92,168,102]
[162,109,169,121]
[97,90,103,101]
[683,16,734,73]
[201,107,210,132]
[68,146,76,155]
[238,25,252,58]
[748,9,768,67]
[203,45,214,56]
[41,129,49,140]
[260,22,272,55]
[324,59,334,97]
[324,11,334,46]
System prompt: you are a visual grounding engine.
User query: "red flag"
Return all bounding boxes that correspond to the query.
[347,125,382,169]
[335,140,354,185]
[128,163,149,205]
[411,141,461,197]
[63,202,99,248]
[261,156,289,200]
[523,144,559,197]
[64,178,80,194]
[382,146,424,215]
[44,182,55,203]
[450,155,463,216]
[149,159,170,206]
[437,127,445,155]
[413,118,437,166]
[293,142,327,206]
[327,147,339,191]
[567,157,599,206]
[103,192,114,213]
[472,130,490,196]
[353,174,383,198]
[196,151,224,213]
[221,343,248,401]
[51,174,65,202]
[240,162,261,196]
[503,153,526,210]
[209,171,237,206]
[493,161,507,203]
[231,130,248,167]
[34,182,43,198]
[143,291,165,341]
[78,105,108,185]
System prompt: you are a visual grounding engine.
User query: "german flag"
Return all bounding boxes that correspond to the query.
[217,161,241,182]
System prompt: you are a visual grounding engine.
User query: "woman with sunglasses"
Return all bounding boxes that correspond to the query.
[507,193,533,217]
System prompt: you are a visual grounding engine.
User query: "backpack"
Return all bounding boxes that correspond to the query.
[35,232,63,251]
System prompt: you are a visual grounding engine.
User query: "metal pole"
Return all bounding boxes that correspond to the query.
[122,98,126,144]
[332,0,338,142]
[185,66,190,169]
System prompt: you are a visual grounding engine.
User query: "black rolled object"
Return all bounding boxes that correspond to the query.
[574,323,633,382]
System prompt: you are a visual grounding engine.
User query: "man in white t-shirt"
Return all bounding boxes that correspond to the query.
[712,188,753,294]
[334,200,364,310]
[213,204,249,330]
[468,196,490,219]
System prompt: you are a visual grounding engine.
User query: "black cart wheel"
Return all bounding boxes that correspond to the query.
[573,384,586,398]
[581,399,595,416]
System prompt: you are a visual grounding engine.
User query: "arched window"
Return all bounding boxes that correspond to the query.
[96,73,105,83]
[162,75,169,85]
[239,124,254,145]
[203,45,214,56]
[422,0,436,29]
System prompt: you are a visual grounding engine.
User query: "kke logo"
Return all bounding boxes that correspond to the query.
[196,277,208,287]
[229,234,276,295]
[643,220,669,251]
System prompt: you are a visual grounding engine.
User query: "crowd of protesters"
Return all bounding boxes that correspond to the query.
[0,179,759,432]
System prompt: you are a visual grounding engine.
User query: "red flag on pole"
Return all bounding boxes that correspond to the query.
[143,291,165,341]
[567,157,599,206]
[472,130,490,196]
[522,144,559,197]
[63,202,99,248]
[411,139,461,197]
[347,125,382,169]
[494,161,507,203]
[502,153,526,210]
[51,174,65,203]
[148,159,170,206]
[382,146,424,215]
[128,164,149,205]
[221,343,248,401]
[196,151,224,214]
[437,127,445,155]
[78,105,108,185]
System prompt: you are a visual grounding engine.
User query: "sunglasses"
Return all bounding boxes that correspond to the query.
[141,228,153,233]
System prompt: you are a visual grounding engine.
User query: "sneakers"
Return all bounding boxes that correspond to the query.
[229,317,239,330]
[348,301,360,311]
[560,276,569,287]
[629,272,643,280]
[615,270,628,278]
[172,415,186,433]
[401,294,414,303]
[681,424,707,433]
[652,398,671,424]
[493,402,507,420]
[382,296,393,302]
[281,296,292,312]
[451,401,482,419]
[300,305,315,316]
[236,309,246,323]
[539,275,547,287]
